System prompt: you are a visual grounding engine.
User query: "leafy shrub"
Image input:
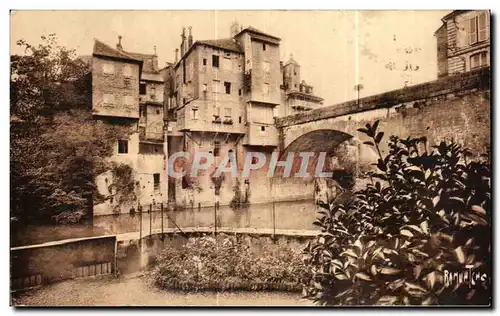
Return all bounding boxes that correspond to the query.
[303,121,491,306]
[152,234,306,292]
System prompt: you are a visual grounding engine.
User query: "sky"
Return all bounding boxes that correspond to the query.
[10,10,449,105]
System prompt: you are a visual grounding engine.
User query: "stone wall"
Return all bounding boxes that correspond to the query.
[277,67,490,156]
[10,236,116,291]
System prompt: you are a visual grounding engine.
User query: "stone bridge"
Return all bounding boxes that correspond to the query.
[276,67,491,157]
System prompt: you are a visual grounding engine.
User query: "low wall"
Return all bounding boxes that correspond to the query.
[10,235,116,291]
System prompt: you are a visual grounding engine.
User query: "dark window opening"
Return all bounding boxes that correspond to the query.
[261,126,266,132]
[212,55,220,68]
[139,83,147,95]
[203,58,207,66]
[239,116,242,124]
[263,43,266,51]
[139,105,147,118]
[153,173,160,190]
[224,82,231,94]
[214,141,221,157]
[118,140,128,154]
[238,89,242,96]
[182,60,186,84]
[156,109,160,115]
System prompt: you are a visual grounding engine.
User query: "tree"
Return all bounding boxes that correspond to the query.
[11,35,130,224]
[302,121,491,306]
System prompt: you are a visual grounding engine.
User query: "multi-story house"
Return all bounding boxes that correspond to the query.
[165,23,322,208]
[90,38,167,215]
[435,10,490,78]
[279,54,324,117]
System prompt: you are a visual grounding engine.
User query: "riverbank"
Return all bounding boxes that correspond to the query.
[12,274,313,306]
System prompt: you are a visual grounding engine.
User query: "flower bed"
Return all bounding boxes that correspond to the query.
[151,234,306,292]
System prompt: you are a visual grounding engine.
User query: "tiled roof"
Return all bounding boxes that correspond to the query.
[92,39,142,63]
[123,51,158,73]
[197,38,243,53]
[236,26,281,41]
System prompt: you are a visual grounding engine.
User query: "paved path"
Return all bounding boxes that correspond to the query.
[12,274,314,307]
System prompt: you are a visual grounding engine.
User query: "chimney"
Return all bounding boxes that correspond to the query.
[230,20,240,37]
[180,27,186,56]
[116,35,123,50]
[152,46,158,71]
[175,48,179,63]
[188,26,193,48]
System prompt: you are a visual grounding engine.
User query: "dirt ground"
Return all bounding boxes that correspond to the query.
[12,274,314,307]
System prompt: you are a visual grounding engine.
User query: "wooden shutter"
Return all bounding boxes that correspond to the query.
[478,13,488,41]
[469,17,477,44]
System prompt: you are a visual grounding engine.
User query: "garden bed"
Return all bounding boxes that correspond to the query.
[151,234,306,292]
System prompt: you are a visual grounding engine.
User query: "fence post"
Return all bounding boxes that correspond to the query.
[161,202,164,240]
[272,200,276,243]
[139,204,143,252]
[149,204,152,237]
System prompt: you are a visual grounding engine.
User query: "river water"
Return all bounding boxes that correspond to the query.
[11,200,319,247]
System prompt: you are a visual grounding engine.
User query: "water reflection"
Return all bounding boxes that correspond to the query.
[11,200,319,247]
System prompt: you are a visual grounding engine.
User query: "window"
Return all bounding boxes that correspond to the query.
[124,95,134,106]
[215,107,221,117]
[103,63,114,75]
[470,51,488,69]
[224,107,232,118]
[239,116,242,124]
[103,94,114,105]
[469,13,488,44]
[260,126,266,132]
[153,173,160,190]
[238,89,242,96]
[213,80,220,93]
[118,140,128,154]
[156,109,160,115]
[263,43,266,51]
[262,83,270,94]
[123,65,132,78]
[212,55,220,68]
[192,108,198,119]
[203,58,207,66]
[222,57,231,71]
[214,141,221,157]
[139,83,146,95]
[224,82,231,94]
[263,61,270,73]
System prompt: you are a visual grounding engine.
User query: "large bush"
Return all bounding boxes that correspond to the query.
[303,121,491,306]
[152,234,306,291]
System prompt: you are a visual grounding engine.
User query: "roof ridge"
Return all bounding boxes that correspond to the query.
[93,39,142,62]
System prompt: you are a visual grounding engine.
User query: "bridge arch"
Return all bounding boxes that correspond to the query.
[277,128,378,204]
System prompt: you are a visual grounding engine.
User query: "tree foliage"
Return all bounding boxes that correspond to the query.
[302,121,491,306]
[11,35,131,223]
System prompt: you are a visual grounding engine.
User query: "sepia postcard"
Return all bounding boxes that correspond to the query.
[9,10,491,307]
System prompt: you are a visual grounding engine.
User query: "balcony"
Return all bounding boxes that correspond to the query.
[139,127,164,142]
[139,93,163,105]
[179,117,245,134]
[243,123,278,147]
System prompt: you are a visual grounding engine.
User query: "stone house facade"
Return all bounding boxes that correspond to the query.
[435,10,490,77]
